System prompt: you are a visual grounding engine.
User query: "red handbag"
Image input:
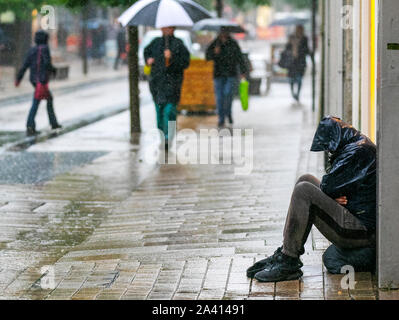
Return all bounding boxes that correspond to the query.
[34,46,50,100]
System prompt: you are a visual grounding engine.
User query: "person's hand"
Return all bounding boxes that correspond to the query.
[335,196,348,206]
[214,46,221,54]
[164,49,172,60]
[14,81,20,88]
[146,58,155,66]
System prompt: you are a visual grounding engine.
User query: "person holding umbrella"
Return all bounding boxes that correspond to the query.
[206,27,247,128]
[144,26,190,147]
[118,0,211,147]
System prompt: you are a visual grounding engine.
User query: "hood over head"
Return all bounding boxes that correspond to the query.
[310,116,362,153]
[34,30,49,45]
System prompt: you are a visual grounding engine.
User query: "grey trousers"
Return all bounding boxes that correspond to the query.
[282,174,374,258]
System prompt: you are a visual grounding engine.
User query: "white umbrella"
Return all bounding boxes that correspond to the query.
[118,0,212,28]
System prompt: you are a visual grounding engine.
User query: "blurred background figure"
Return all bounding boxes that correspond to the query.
[15,30,62,136]
[285,25,309,103]
[205,27,247,128]
[114,23,126,70]
[91,25,106,64]
[144,26,190,148]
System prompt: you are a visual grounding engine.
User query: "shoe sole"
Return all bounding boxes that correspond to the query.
[254,269,303,283]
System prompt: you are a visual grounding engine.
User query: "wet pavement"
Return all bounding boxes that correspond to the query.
[0,151,107,184]
[0,78,384,300]
[0,78,152,149]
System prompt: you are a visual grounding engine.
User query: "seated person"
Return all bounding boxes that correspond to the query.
[247,116,376,282]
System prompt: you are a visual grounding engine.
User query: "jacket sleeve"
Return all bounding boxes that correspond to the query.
[234,41,247,75]
[43,46,56,76]
[16,50,32,83]
[320,147,376,199]
[302,37,310,56]
[144,39,155,63]
[205,40,217,61]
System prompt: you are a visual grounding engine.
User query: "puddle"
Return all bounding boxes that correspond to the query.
[0,151,107,184]
[0,131,26,147]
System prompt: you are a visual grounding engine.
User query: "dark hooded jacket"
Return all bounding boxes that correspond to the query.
[16,30,56,85]
[311,116,377,231]
[144,35,190,106]
[206,36,247,78]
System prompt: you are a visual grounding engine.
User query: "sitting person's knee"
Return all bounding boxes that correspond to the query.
[294,181,316,198]
[296,174,316,185]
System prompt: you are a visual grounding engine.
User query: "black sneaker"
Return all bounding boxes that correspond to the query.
[247,247,284,278]
[228,115,233,124]
[52,125,62,130]
[254,250,303,283]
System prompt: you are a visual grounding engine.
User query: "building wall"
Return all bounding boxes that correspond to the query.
[322,0,399,288]
[322,0,377,138]
[377,0,399,289]
[323,0,344,119]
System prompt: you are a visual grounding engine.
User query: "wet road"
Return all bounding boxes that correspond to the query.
[0,79,152,147]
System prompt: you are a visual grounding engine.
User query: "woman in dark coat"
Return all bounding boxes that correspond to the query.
[16,30,61,136]
[286,25,310,102]
[144,27,190,146]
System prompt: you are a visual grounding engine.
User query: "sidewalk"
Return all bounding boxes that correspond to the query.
[0,81,391,300]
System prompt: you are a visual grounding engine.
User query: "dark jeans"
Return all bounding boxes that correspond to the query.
[282,174,374,258]
[214,77,236,126]
[289,75,303,100]
[27,91,59,131]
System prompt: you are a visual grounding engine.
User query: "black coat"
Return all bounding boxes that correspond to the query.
[311,117,377,231]
[286,36,309,78]
[144,35,190,105]
[205,36,247,78]
[17,44,55,85]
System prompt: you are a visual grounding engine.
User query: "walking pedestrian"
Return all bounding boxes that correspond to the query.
[285,25,310,103]
[247,117,376,282]
[15,30,62,136]
[144,26,190,148]
[114,24,126,70]
[206,28,247,128]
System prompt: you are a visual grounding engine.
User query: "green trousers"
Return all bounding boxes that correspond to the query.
[155,103,177,142]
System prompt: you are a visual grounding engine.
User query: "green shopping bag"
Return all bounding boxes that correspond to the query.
[239,79,249,111]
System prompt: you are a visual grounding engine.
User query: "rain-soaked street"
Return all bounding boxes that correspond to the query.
[0,73,384,300]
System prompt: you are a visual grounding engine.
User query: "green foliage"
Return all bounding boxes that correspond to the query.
[226,0,270,12]
[272,0,312,10]
[196,0,213,11]
[231,0,270,7]
[0,0,63,19]
[60,0,135,8]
